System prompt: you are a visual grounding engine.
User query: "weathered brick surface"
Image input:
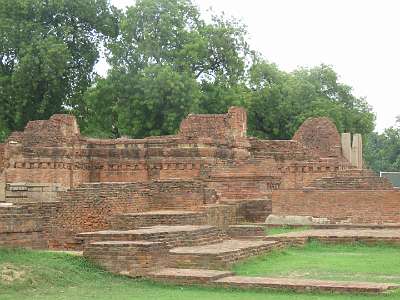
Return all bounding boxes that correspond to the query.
[149,268,233,285]
[0,143,4,173]
[214,276,399,293]
[226,225,266,239]
[83,241,168,276]
[168,240,283,270]
[265,229,400,246]
[1,107,400,253]
[0,202,58,248]
[293,117,343,159]
[76,225,227,250]
[111,211,207,229]
[48,180,215,248]
[272,189,400,224]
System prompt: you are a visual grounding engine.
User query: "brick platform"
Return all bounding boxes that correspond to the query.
[226,224,266,239]
[111,210,207,229]
[265,229,400,245]
[83,241,168,277]
[168,239,283,270]
[149,268,233,284]
[214,276,399,293]
[76,225,227,249]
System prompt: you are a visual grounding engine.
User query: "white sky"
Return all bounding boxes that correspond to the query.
[97,0,400,132]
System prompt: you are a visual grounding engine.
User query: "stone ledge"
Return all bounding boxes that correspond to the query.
[214,276,399,293]
[149,268,233,284]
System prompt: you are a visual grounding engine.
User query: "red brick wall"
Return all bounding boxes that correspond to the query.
[272,189,400,224]
[0,143,4,172]
[179,106,247,142]
[46,180,217,248]
[293,117,343,158]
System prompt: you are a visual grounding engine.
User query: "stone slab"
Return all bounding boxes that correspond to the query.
[149,268,233,284]
[170,239,277,255]
[265,229,400,245]
[214,276,399,293]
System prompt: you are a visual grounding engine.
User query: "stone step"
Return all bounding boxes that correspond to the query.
[168,239,283,270]
[76,225,227,250]
[258,222,400,230]
[226,224,266,239]
[265,229,400,246]
[111,210,206,229]
[214,276,399,293]
[149,268,233,284]
[83,241,167,277]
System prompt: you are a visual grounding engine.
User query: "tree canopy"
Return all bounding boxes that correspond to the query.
[0,0,118,137]
[0,0,381,157]
[247,61,375,139]
[364,123,400,172]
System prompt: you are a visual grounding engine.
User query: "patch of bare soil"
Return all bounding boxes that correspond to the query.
[0,263,27,284]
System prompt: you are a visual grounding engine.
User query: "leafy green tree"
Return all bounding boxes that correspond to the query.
[0,0,118,137]
[83,0,250,137]
[247,61,375,139]
[364,124,400,172]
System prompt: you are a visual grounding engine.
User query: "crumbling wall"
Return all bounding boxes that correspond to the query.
[293,117,342,158]
[47,180,217,249]
[0,202,59,249]
[0,143,4,172]
[0,143,4,201]
[272,189,400,224]
[179,106,247,142]
[4,114,87,188]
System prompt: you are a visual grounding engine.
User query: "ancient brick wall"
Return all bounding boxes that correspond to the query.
[0,202,59,248]
[178,106,247,142]
[4,115,87,188]
[2,107,399,237]
[272,189,400,224]
[0,143,4,201]
[1,110,353,194]
[293,117,343,159]
[46,180,217,248]
[0,143,4,171]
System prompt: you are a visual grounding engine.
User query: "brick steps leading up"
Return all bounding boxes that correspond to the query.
[149,268,233,284]
[168,239,283,270]
[76,225,227,249]
[111,210,206,229]
[214,276,399,293]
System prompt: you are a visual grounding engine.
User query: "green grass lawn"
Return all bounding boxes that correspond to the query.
[1,246,400,300]
[234,241,400,284]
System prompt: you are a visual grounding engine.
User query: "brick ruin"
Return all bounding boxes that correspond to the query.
[0,107,400,280]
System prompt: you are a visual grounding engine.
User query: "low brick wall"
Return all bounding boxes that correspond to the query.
[0,202,58,249]
[272,189,400,224]
[84,241,168,276]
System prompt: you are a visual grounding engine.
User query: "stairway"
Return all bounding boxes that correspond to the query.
[81,206,282,277]
[111,210,207,229]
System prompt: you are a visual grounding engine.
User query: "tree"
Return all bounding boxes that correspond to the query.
[247,61,375,139]
[364,123,400,172]
[0,0,118,137]
[83,0,250,137]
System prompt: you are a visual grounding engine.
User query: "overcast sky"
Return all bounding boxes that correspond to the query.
[98,0,400,132]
